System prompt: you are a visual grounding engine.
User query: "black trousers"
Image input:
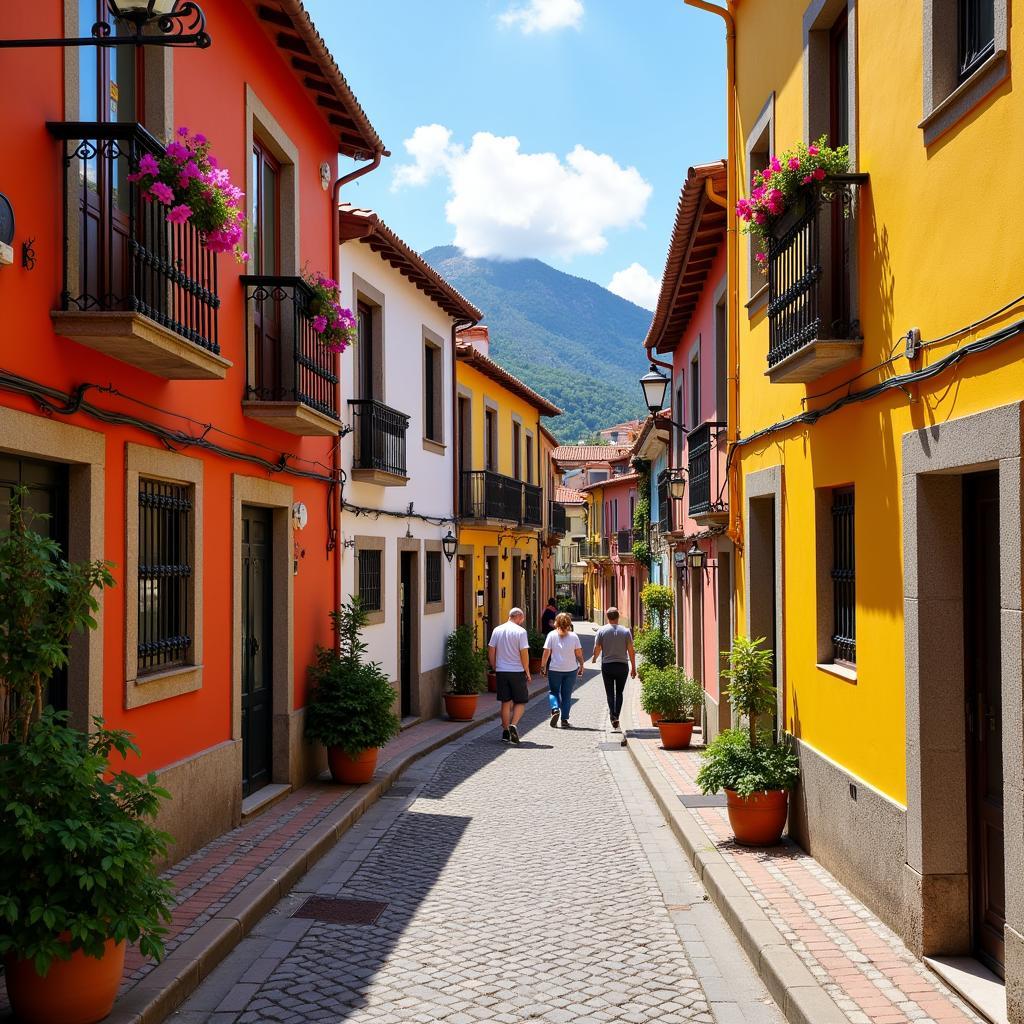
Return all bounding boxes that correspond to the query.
[602,663,629,718]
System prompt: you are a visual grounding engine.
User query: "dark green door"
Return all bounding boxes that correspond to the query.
[0,456,70,713]
[241,507,273,797]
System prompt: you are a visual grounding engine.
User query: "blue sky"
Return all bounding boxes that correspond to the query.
[305,0,726,309]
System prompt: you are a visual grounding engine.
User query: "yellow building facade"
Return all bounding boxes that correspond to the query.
[454,328,561,645]
[715,0,1024,999]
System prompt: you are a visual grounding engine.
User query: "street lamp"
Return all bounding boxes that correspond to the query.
[667,467,687,501]
[0,1,211,49]
[686,542,706,571]
[442,529,457,564]
[640,366,670,415]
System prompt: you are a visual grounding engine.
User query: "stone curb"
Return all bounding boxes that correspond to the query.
[108,682,550,1024]
[622,706,849,1024]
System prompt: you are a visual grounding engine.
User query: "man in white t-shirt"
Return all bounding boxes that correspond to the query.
[488,608,531,744]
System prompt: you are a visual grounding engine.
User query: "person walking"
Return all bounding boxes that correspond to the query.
[488,607,531,744]
[541,612,584,728]
[541,597,558,635]
[591,607,636,731]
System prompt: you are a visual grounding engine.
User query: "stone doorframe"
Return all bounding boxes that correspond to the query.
[903,402,1024,985]
[231,475,297,787]
[744,465,786,729]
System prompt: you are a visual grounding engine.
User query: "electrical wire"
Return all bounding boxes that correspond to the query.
[341,501,456,527]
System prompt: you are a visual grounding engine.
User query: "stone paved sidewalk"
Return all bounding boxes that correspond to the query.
[623,683,985,1024]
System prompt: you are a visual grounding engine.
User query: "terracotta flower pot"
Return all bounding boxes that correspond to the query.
[327,746,378,785]
[725,788,789,846]
[5,938,126,1024]
[444,693,478,721]
[487,672,497,693]
[656,719,694,750]
[529,656,543,674]
[649,710,664,725]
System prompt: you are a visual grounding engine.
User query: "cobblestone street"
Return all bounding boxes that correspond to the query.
[174,646,782,1024]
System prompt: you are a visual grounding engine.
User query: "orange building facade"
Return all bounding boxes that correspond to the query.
[0,0,385,863]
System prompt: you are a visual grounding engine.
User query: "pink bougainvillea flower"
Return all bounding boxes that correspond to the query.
[166,204,193,224]
[754,210,766,224]
[736,198,753,221]
[751,186,765,202]
[177,126,190,137]
[788,156,801,170]
[194,133,207,145]
[813,167,826,180]
[241,251,251,263]
[148,181,175,204]
[802,174,813,185]
[755,252,767,264]
[769,155,782,173]
[165,141,188,162]
[312,315,328,333]
[139,152,160,177]
[808,144,820,156]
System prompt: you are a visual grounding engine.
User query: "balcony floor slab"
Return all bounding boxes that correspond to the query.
[351,468,409,487]
[766,338,861,384]
[242,401,340,437]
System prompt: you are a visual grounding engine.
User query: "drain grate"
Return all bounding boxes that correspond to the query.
[679,793,727,808]
[293,897,388,925]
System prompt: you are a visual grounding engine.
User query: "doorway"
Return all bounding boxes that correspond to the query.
[240,506,273,797]
[748,494,779,737]
[399,552,415,718]
[486,555,499,639]
[963,470,1005,973]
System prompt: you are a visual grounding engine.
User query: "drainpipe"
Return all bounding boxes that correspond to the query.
[450,318,477,538]
[330,150,383,615]
[683,0,740,547]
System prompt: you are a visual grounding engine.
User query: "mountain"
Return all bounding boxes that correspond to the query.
[423,246,651,443]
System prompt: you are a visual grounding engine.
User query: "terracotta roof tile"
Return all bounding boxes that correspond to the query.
[555,485,586,504]
[455,343,561,417]
[551,445,631,464]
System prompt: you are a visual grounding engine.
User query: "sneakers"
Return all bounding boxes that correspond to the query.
[560,720,573,729]
[501,728,511,743]
[550,709,560,728]
[611,718,620,730]
[509,724,521,744]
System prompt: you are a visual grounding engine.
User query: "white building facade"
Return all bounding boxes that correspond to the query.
[337,206,481,720]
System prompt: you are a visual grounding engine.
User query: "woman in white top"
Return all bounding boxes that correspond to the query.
[541,612,584,729]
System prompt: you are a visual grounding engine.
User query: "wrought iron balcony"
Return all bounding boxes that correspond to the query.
[579,538,610,560]
[523,482,542,527]
[49,121,226,380]
[615,528,634,559]
[687,421,727,521]
[549,501,568,536]
[766,174,868,383]
[241,276,340,436]
[460,470,526,523]
[349,400,410,484]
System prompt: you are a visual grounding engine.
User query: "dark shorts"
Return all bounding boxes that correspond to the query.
[496,671,529,704]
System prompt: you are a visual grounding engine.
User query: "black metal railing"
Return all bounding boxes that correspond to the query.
[549,501,568,535]
[50,121,219,354]
[766,174,867,369]
[523,483,542,527]
[687,421,726,518]
[616,529,634,556]
[460,470,525,522]
[349,400,410,478]
[657,469,672,534]
[579,538,610,560]
[241,276,339,420]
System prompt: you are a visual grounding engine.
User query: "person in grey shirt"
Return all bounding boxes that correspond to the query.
[591,607,636,730]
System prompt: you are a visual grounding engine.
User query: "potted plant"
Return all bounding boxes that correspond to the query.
[302,268,357,353]
[443,625,487,721]
[0,712,174,1024]
[305,600,401,785]
[527,627,546,674]
[641,667,703,749]
[695,636,800,845]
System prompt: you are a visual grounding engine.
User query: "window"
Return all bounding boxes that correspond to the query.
[358,548,382,612]
[714,295,727,417]
[690,350,700,428]
[831,487,856,664]
[423,340,442,444]
[251,141,280,276]
[959,0,995,82]
[426,550,442,604]
[744,95,774,304]
[357,302,375,401]
[485,408,498,470]
[674,383,685,464]
[525,434,534,483]
[829,8,850,148]
[138,478,193,675]
[512,422,522,479]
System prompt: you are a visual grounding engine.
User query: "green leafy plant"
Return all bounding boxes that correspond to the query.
[640,583,673,633]
[640,667,703,722]
[634,627,674,670]
[305,600,400,756]
[527,627,546,659]
[695,729,800,797]
[0,710,174,976]
[445,626,487,696]
[723,635,776,746]
[0,490,115,743]
[556,595,575,614]
[630,458,652,568]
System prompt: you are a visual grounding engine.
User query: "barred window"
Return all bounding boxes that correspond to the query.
[358,548,382,611]
[138,478,193,674]
[426,550,442,604]
[831,487,855,665]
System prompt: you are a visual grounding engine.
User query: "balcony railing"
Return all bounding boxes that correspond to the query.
[349,400,410,479]
[461,470,526,523]
[549,501,568,536]
[616,529,634,557]
[50,121,220,361]
[766,174,868,382]
[579,538,610,560]
[687,421,727,520]
[523,483,542,527]
[241,276,339,425]
[657,469,672,535]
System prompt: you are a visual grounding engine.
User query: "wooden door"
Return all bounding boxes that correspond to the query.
[241,507,273,798]
[399,552,414,718]
[964,470,1005,973]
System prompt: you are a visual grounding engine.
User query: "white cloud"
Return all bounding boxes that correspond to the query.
[607,263,660,310]
[392,126,652,262]
[499,0,583,33]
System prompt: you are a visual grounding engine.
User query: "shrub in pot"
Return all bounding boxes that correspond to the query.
[641,667,703,749]
[444,625,487,721]
[305,600,401,784]
[527,627,546,674]
[640,582,673,634]
[0,711,174,1024]
[634,627,674,671]
[695,636,800,845]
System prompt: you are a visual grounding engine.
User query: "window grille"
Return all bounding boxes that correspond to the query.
[358,548,382,611]
[138,478,193,674]
[426,551,442,604]
[831,487,856,664]
[958,0,995,82]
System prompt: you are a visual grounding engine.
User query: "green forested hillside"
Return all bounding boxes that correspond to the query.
[423,246,651,442]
